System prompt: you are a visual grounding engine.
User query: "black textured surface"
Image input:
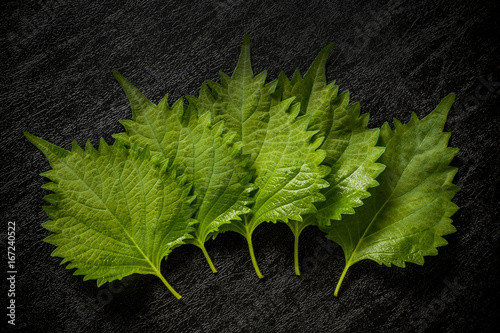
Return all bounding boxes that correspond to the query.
[1,0,499,332]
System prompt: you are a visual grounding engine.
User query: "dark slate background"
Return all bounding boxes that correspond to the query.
[1,0,499,332]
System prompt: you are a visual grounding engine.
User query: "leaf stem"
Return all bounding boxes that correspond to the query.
[156,272,182,299]
[334,263,351,297]
[286,220,305,276]
[246,234,264,279]
[294,231,300,276]
[199,242,217,273]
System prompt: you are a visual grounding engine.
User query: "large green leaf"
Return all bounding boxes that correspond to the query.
[194,35,330,278]
[112,73,255,272]
[277,44,385,275]
[321,94,460,296]
[24,133,196,298]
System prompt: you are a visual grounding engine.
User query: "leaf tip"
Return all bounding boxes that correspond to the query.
[233,34,253,79]
[24,132,69,165]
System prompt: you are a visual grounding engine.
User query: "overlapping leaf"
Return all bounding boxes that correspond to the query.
[112,74,255,272]
[25,35,461,298]
[276,44,385,275]
[24,133,196,298]
[193,35,330,277]
[321,94,460,296]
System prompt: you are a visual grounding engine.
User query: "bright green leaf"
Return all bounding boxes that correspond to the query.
[25,133,196,299]
[321,94,460,296]
[112,73,255,272]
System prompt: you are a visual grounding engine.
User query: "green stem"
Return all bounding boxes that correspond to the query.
[246,233,264,279]
[294,231,300,276]
[334,263,351,297]
[189,233,218,273]
[286,221,305,276]
[156,272,182,299]
[199,242,217,273]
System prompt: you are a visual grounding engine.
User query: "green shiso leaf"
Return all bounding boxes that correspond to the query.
[320,94,460,296]
[112,73,256,273]
[24,133,196,299]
